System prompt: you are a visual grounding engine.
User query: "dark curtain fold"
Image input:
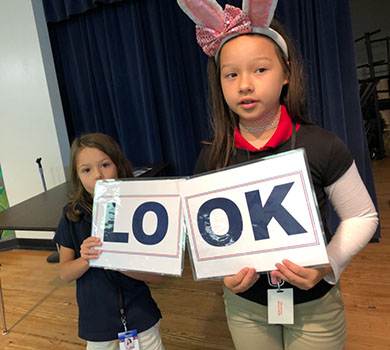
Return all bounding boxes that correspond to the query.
[43,0,125,23]
[45,0,210,175]
[42,0,380,237]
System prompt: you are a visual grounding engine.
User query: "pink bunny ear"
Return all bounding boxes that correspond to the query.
[177,0,225,32]
[243,0,278,27]
[176,0,287,58]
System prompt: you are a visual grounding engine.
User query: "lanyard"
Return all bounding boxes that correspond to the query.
[105,270,128,332]
[267,271,285,289]
[267,121,296,288]
[233,120,297,288]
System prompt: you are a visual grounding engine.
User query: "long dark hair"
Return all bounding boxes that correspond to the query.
[67,133,134,221]
[206,19,308,170]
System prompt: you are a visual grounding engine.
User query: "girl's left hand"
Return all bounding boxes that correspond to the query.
[80,236,102,261]
[270,260,333,290]
[223,267,259,294]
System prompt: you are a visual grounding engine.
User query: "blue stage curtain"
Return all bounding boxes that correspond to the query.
[43,0,124,22]
[43,0,210,175]
[42,0,380,237]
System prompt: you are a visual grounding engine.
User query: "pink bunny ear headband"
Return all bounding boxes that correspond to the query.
[177,0,288,60]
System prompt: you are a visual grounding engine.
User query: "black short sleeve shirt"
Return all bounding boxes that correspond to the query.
[194,124,353,305]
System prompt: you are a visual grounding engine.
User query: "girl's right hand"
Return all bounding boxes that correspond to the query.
[223,267,259,293]
[80,237,102,261]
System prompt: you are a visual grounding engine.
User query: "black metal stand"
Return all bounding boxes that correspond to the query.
[0,265,8,335]
[46,251,59,263]
[356,30,390,159]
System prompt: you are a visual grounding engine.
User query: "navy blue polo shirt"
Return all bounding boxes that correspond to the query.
[54,205,162,341]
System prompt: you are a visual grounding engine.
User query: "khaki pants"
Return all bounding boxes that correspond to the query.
[86,320,164,350]
[224,284,346,350]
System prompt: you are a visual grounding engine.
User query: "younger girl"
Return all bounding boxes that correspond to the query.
[55,133,165,350]
[178,1,378,349]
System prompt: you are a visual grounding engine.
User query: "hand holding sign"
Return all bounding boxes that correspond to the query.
[271,259,333,290]
[180,149,329,279]
[223,267,260,293]
[90,149,328,280]
[90,178,185,276]
[80,236,102,261]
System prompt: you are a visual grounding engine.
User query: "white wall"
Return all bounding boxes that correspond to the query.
[0,0,69,239]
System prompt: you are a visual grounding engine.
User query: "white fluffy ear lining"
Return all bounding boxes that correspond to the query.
[177,0,225,31]
[243,0,278,27]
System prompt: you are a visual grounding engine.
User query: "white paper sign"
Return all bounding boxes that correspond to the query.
[180,149,329,279]
[90,178,185,276]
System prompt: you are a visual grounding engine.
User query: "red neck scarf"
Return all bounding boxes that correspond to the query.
[234,105,300,151]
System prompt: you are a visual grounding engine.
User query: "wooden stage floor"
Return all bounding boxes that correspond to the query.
[0,157,389,350]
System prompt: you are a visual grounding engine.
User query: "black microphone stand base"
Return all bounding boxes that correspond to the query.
[46,251,60,263]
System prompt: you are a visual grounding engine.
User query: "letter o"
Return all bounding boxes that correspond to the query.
[132,202,168,245]
[197,198,243,246]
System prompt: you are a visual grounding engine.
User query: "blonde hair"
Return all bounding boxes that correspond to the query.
[67,133,133,221]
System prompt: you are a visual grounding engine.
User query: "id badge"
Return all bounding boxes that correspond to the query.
[118,329,139,350]
[267,288,294,324]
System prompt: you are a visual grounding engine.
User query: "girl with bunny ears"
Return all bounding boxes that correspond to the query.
[177,1,378,349]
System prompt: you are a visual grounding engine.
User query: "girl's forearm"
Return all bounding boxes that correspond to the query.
[60,257,90,282]
[324,161,378,284]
